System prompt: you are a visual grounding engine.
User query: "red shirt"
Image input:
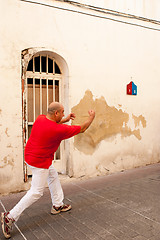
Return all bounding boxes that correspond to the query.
[25,115,81,169]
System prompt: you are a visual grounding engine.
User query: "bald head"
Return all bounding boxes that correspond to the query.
[48,102,63,114]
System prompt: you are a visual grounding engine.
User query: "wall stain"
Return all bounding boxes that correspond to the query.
[7,144,12,148]
[0,155,14,168]
[5,128,9,137]
[72,90,146,155]
[132,114,146,128]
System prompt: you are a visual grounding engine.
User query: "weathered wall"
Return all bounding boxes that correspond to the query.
[0,0,160,193]
[71,90,155,177]
[72,90,146,154]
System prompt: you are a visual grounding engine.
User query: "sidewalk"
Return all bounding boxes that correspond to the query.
[0,163,160,240]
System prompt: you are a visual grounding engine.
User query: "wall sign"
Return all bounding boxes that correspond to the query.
[127,81,137,95]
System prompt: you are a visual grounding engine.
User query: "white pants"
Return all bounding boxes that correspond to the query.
[9,165,64,222]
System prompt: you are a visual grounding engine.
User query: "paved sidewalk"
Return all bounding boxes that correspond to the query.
[0,163,160,240]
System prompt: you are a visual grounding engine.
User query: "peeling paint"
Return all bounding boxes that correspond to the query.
[72,90,146,155]
[132,114,146,128]
[118,104,122,108]
[7,144,12,148]
[0,155,14,168]
[121,127,142,140]
[5,128,9,137]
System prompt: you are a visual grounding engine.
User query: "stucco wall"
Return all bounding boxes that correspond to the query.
[0,0,160,193]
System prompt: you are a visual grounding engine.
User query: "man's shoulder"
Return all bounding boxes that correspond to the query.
[36,114,46,121]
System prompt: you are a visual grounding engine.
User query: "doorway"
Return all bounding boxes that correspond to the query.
[22,49,69,181]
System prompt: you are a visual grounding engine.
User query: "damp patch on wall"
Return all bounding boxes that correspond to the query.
[72,90,146,155]
[0,155,14,168]
[132,114,146,128]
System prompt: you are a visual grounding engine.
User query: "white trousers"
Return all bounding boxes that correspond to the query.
[9,165,64,222]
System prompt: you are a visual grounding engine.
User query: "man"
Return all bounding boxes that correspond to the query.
[1,102,95,239]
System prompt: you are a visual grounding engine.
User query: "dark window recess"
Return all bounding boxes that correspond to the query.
[55,80,59,102]
[41,56,46,72]
[42,79,46,85]
[35,79,40,85]
[48,58,53,73]
[28,125,32,140]
[35,56,40,72]
[55,80,59,86]
[48,80,53,85]
[27,59,33,71]
[55,62,61,74]
[27,78,33,84]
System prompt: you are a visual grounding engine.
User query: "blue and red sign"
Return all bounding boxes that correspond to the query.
[127,81,137,95]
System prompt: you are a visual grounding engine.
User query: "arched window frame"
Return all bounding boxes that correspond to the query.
[26,53,62,135]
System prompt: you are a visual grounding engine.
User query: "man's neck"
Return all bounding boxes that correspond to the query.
[46,114,56,122]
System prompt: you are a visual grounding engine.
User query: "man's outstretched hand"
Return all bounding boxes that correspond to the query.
[88,110,95,119]
[60,113,76,124]
[68,113,76,121]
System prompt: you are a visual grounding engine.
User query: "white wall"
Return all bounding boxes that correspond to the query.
[0,0,160,193]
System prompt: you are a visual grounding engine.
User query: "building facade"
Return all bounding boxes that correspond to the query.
[0,0,160,194]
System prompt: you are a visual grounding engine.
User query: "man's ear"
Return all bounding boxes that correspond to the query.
[55,110,58,116]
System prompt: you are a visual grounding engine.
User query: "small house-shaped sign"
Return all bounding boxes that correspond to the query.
[127,81,137,95]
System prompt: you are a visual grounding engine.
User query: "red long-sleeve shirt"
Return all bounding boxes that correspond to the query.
[25,115,81,169]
